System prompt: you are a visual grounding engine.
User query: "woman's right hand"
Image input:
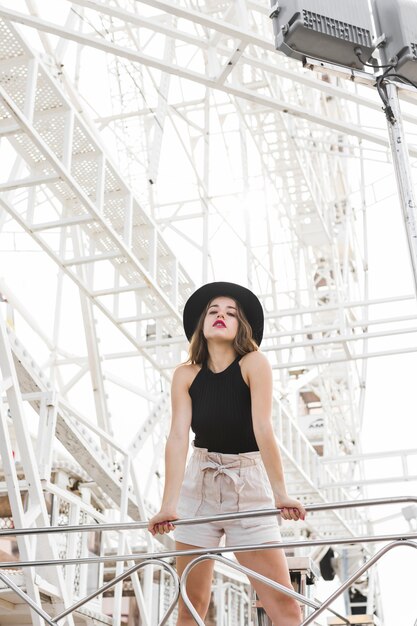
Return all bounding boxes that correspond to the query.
[148,509,178,536]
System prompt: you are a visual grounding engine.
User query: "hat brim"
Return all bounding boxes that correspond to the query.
[183,281,264,346]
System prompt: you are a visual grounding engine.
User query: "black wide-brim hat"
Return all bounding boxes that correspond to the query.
[183,281,264,346]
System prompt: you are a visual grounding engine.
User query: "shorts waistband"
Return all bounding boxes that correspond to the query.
[192,444,261,467]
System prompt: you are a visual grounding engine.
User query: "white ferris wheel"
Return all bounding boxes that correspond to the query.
[0,1,417,625]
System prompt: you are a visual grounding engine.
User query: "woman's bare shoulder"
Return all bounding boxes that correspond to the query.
[172,362,202,387]
[240,350,270,366]
[240,351,271,378]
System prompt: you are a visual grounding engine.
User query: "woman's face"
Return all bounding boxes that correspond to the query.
[203,296,239,343]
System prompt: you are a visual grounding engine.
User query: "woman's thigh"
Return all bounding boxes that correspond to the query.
[175,541,215,617]
[233,545,297,612]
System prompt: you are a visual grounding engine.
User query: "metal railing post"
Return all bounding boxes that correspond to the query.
[0,572,58,626]
[300,540,417,626]
[53,559,179,625]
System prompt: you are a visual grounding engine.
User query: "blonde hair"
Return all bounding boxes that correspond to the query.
[187,297,258,365]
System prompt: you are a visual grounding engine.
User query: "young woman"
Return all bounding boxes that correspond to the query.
[148,282,306,625]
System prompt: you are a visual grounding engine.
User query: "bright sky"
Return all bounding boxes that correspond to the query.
[360,193,417,626]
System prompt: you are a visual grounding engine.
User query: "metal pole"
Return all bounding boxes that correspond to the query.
[2,531,417,570]
[0,495,415,537]
[385,81,417,295]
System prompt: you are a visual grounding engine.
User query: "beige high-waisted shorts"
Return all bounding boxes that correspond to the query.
[173,446,282,548]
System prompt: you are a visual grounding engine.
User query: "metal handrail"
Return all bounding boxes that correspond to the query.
[0,496,415,538]
[1,531,417,569]
[54,559,179,626]
[0,497,416,624]
[0,559,180,626]
[180,554,350,625]
[0,570,57,626]
[1,537,415,625]
[300,540,417,626]
[180,540,417,626]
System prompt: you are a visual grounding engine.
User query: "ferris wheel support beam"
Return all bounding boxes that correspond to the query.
[0,13,198,376]
[385,82,417,297]
[0,83,182,319]
[0,6,414,154]
[62,0,417,131]
[0,193,174,379]
[71,227,113,442]
[0,314,76,625]
[146,32,174,186]
[0,401,46,626]
[269,344,417,369]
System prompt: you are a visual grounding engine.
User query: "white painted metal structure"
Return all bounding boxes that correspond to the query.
[0,1,416,624]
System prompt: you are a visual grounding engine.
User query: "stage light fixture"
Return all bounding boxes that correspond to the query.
[372,0,417,81]
[270,0,376,69]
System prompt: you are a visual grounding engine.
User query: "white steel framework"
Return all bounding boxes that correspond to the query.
[0,1,417,624]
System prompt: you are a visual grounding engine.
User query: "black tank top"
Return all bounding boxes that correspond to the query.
[189,356,259,454]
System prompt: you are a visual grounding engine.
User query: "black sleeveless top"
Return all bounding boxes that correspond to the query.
[189,356,259,454]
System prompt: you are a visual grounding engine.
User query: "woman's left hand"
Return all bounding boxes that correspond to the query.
[276,495,306,521]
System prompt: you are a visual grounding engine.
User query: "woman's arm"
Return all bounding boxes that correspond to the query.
[244,351,306,522]
[148,364,193,535]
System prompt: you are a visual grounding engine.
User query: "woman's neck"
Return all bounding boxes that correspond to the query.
[206,344,237,373]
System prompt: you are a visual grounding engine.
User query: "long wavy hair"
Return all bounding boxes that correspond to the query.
[187,297,259,365]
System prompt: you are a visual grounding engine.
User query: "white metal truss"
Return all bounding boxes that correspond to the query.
[0,312,76,626]
[1,1,417,151]
[0,0,417,624]
[0,15,195,375]
[1,319,169,625]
